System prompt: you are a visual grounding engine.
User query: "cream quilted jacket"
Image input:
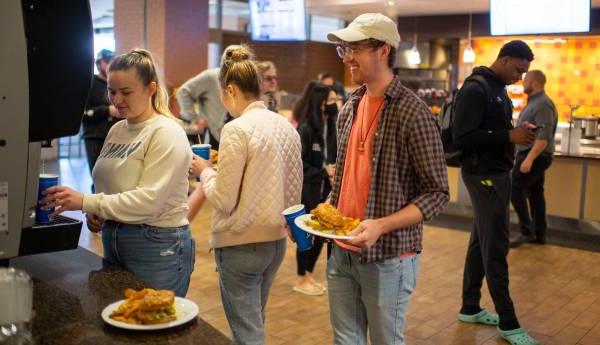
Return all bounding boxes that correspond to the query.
[200,101,303,249]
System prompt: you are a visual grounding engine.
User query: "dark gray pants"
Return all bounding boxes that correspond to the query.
[461,171,518,325]
[511,152,553,240]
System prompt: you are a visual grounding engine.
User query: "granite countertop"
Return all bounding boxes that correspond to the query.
[10,247,233,345]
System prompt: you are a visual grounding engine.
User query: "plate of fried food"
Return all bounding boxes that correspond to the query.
[101,288,199,330]
[294,203,360,240]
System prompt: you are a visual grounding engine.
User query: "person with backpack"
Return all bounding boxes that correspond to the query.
[452,40,539,345]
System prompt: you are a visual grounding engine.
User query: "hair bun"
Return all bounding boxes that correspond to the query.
[129,48,153,61]
[225,47,253,63]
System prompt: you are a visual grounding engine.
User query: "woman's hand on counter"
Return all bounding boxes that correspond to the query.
[40,185,84,216]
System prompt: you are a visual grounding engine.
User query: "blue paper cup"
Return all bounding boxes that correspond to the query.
[191,144,211,182]
[282,204,312,251]
[191,144,211,160]
[36,173,59,224]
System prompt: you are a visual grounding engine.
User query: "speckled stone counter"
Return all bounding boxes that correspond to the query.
[10,247,233,345]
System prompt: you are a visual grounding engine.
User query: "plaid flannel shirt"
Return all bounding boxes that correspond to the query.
[331,76,449,263]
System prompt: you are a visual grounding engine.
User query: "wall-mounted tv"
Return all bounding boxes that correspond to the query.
[250,0,307,41]
[490,0,590,36]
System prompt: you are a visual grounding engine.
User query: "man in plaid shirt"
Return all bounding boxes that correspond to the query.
[326,13,449,345]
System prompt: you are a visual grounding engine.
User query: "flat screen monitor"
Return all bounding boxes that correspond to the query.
[250,0,307,41]
[490,0,590,36]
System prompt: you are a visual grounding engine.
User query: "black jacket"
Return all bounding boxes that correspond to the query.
[82,75,118,140]
[453,66,515,174]
[298,122,337,208]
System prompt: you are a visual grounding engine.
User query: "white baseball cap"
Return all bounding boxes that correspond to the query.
[327,13,401,48]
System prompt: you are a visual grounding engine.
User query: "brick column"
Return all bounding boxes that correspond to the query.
[114,0,209,88]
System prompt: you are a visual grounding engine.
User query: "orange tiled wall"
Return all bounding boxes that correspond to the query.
[459,36,600,121]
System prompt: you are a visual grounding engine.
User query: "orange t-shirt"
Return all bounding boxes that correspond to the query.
[336,95,384,252]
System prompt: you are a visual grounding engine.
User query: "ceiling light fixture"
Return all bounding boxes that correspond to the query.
[387,1,395,6]
[408,17,421,66]
[462,13,476,63]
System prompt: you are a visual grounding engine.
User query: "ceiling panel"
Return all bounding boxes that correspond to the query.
[307,0,600,22]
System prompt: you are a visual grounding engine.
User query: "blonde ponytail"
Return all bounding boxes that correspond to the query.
[109,48,176,120]
[151,84,174,119]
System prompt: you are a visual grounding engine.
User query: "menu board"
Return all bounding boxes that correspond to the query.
[491,0,590,35]
[250,0,307,41]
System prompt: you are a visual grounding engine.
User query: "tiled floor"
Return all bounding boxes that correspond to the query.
[63,159,600,345]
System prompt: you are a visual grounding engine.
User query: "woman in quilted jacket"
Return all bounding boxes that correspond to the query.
[189,45,302,345]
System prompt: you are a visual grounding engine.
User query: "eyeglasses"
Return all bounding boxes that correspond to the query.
[335,44,371,59]
[264,76,278,82]
[336,45,355,59]
[335,40,386,59]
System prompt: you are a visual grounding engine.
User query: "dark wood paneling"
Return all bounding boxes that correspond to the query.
[222,32,344,94]
[305,43,344,90]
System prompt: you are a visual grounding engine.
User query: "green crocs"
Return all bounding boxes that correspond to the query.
[497,327,540,345]
[458,309,499,325]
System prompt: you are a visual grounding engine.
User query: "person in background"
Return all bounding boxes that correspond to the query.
[256,60,280,113]
[318,72,335,87]
[510,70,558,248]
[319,71,347,107]
[326,13,449,345]
[189,45,302,345]
[40,49,195,297]
[293,85,338,296]
[291,80,318,128]
[82,49,122,177]
[453,40,539,345]
[176,45,242,150]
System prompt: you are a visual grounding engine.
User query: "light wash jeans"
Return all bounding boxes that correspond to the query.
[214,238,286,345]
[327,245,420,345]
[101,220,195,297]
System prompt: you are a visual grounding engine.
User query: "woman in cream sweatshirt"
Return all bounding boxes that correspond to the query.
[40,49,194,297]
[190,46,302,345]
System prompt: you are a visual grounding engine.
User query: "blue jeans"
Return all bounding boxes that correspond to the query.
[214,239,286,345]
[327,246,420,345]
[101,221,195,297]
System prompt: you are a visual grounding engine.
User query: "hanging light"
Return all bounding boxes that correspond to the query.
[408,45,421,65]
[408,18,421,66]
[463,46,475,63]
[463,13,476,63]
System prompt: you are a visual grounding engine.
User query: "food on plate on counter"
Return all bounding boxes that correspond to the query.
[304,203,360,236]
[110,288,176,325]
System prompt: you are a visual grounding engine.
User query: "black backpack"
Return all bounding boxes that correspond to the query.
[439,75,493,167]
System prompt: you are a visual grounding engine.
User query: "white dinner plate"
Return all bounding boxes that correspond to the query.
[101,296,199,330]
[294,214,356,240]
